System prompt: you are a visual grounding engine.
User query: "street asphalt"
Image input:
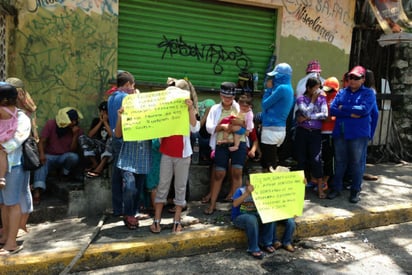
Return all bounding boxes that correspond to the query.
[0,162,411,274]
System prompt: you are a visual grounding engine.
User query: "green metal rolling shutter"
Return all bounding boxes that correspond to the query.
[118,0,276,90]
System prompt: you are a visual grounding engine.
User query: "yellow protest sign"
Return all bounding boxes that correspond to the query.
[121,87,190,141]
[250,171,305,223]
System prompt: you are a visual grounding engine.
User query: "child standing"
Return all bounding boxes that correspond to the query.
[0,83,19,189]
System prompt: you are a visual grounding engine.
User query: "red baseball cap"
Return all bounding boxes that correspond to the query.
[348,66,366,77]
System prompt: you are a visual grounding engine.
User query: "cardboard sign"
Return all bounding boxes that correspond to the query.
[121,87,190,141]
[250,171,305,223]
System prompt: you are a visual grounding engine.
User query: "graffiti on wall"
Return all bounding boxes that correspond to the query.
[157,35,251,75]
[27,0,118,15]
[281,0,354,53]
[16,5,117,128]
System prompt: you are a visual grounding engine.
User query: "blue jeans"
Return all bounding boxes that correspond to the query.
[0,165,31,213]
[273,218,295,246]
[33,152,79,191]
[122,171,145,216]
[332,136,368,193]
[111,137,123,216]
[233,213,274,253]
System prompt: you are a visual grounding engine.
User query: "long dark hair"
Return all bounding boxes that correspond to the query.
[305,77,321,93]
[364,69,376,90]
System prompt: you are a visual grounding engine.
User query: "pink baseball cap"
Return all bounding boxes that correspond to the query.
[348,66,366,77]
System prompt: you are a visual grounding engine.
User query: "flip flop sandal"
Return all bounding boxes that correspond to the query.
[201,196,210,204]
[150,219,161,233]
[0,245,23,256]
[123,216,138,230]
[172,220,183,233]
[203,208,216,215]
[86,171,101,178]
[273,241,282,250]
[248,251,266,260]
[263,245,275,253]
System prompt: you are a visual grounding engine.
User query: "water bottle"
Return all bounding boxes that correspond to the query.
[192,138,200,164]
[253,72,259,91]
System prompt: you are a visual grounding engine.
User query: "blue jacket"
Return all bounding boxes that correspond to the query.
[330,85,376,140]
[261,73,294,127]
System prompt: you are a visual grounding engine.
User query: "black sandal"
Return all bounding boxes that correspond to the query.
[248,251,266,260]
[263,245,275,253]
[172,220,183,233]
[123,216,138,230]
[150,219,161,233]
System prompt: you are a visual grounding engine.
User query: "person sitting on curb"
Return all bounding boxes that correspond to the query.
[32,107,84,205]
[231,175,274,259]
[79,101,112,178]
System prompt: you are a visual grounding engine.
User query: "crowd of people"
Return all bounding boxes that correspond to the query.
[0,61,378,257]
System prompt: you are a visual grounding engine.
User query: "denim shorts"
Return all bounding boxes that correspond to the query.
[214,141,247,170]
[0,165,31,207]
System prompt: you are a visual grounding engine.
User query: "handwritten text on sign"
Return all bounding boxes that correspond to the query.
[122,87,190,141]
[250,171,305,223]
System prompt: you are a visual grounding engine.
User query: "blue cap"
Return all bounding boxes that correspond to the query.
[267,63,292,76]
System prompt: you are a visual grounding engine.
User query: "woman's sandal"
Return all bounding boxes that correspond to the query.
[84,167,96,173]
[248,251,266,260]
[172,220,183,233]
[203,207,216,215]
[201,196,210,204]
[0,178,6,190]
[273,241,282,250]
[123,216,139,230]
[150,219,161,234]
[263,245,275,253]
[86,171,101,178]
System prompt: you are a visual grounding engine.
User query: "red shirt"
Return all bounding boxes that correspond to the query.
[160,135,184,158]
[41,120,83,155]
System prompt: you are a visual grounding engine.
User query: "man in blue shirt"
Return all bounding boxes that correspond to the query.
[327,66,377,203]
[107,71,136,217]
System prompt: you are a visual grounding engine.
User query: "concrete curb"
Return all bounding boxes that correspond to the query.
[2,202,412,273]
[295,202,412,238]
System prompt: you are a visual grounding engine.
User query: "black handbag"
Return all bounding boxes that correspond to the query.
[22,136,42,171]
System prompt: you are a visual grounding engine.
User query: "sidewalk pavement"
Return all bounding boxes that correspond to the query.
[1,162,411,274]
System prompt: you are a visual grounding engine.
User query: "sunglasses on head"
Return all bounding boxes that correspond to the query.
[348,75,363,80]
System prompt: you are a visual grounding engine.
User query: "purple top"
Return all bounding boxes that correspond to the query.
[295,94,328,130]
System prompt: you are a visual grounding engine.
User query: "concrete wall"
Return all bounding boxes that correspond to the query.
[7,0,118,130]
